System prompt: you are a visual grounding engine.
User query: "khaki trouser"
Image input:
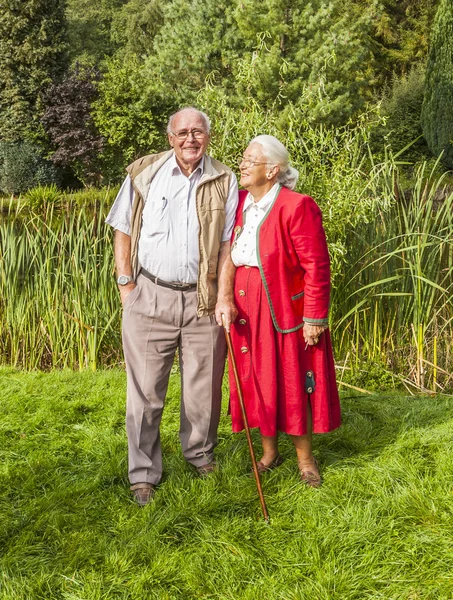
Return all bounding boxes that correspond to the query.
[122,273,226,485]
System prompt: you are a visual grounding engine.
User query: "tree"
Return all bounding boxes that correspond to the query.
[421,0,453,168]
[110,0,164,59]
[66,0,127,66]
[224,0,380,124]
[146,0,237,103]
[41,65,104,185]
[0,0,67,141]
[369,0,440,80]
[92,55,165,173]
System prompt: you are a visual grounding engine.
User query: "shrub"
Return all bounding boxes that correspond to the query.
[0,141,60,195]
[372,66,430,163]
[23,184,62,211]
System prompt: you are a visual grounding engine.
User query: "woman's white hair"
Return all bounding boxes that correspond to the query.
[250,134,299,190]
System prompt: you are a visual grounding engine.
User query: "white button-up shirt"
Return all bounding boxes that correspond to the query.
[106,154,238,283]
[231,184,280,267]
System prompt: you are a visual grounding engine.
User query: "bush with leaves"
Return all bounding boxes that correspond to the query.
[371,66,430,163]
[92,55,170,176]
[41,65,104,186]
[0,142,60,195]
[22,184,63,211]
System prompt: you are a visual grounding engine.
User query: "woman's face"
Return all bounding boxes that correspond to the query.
[238,143,271,190]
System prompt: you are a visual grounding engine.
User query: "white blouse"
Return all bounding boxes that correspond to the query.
[231,184,280,267]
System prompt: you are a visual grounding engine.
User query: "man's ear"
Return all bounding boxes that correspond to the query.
[168,133,174,148]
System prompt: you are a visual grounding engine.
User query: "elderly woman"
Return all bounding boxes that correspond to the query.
[228,135,340,487]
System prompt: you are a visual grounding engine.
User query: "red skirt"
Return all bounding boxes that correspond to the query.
[229,266,341,437]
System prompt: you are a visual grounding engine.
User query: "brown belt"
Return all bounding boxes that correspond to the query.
[140,268,197,292]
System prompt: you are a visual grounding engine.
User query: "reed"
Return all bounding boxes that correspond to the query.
[1,161,452,391]
[0,192,121,369]
[332,159,453,392]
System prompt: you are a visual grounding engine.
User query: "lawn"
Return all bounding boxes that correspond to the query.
[1,367,453,599]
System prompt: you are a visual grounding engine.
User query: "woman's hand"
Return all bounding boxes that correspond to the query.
[303,323,327,346]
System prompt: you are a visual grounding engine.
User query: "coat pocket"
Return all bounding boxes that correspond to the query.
[291,291,305,301]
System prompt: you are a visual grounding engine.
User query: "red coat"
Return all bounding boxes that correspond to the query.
[229,187,340,436]
[231,187,331,332]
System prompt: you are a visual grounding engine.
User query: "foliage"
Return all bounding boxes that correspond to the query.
[0,0,68,141]
[65,0,126,66]
[0,193,119,370]
[230,0,379,123]
[22,184,63,211]
[333,159,453,394]
[0,141,60,195]
[1,369,453,598]
[2,147,452,391]
[41,65,104,186]
[147,0,237,101]
[373,65,430,162]
[110,0,165,58]
[372,0,440,78]
[197,64,394,280]
[92,55,168,174]
[421,0,453,169]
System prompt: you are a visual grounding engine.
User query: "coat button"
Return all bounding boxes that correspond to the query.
[240,347,248,353]
[239,319,247,325]
[307,387,313,394]
[238,290,246,296]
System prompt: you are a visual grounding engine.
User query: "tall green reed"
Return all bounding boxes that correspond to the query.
[333,159,453,392]
[0,192,121,369]
[1,153,452,392]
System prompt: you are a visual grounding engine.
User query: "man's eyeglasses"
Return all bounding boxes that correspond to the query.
[237,157,270,168]
[171,129,207,141]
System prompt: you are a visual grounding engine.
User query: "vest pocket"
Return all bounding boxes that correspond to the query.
[199,198,225,211]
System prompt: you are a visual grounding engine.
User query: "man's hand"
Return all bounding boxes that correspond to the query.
[119,282,137,306]
[303,323,327,346]
[215,297,238,333]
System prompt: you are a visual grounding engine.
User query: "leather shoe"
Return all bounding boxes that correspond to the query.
[196,461,217,478]
[255,454,283,474]
[299,458,321,488]
[130,482,155,506]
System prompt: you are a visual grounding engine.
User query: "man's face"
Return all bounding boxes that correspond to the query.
[168,110,210,168]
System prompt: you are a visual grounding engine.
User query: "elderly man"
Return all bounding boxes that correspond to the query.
[106,107,238,506]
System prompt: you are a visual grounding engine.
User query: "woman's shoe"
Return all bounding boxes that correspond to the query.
[299,458,321,488]
[255,454,284,474]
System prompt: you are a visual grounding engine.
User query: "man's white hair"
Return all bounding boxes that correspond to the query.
[250,134,299,190]
[167,107,211,134]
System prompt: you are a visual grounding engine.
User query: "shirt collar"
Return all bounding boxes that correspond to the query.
[243,183,280,212]
[170,153,205,178]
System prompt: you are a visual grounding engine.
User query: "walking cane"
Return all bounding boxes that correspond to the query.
[222,315,270,523]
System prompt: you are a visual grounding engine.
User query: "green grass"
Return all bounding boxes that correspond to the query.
[1,368,453,599]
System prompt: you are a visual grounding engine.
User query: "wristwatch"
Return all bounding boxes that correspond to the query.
[117,275,134,286]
